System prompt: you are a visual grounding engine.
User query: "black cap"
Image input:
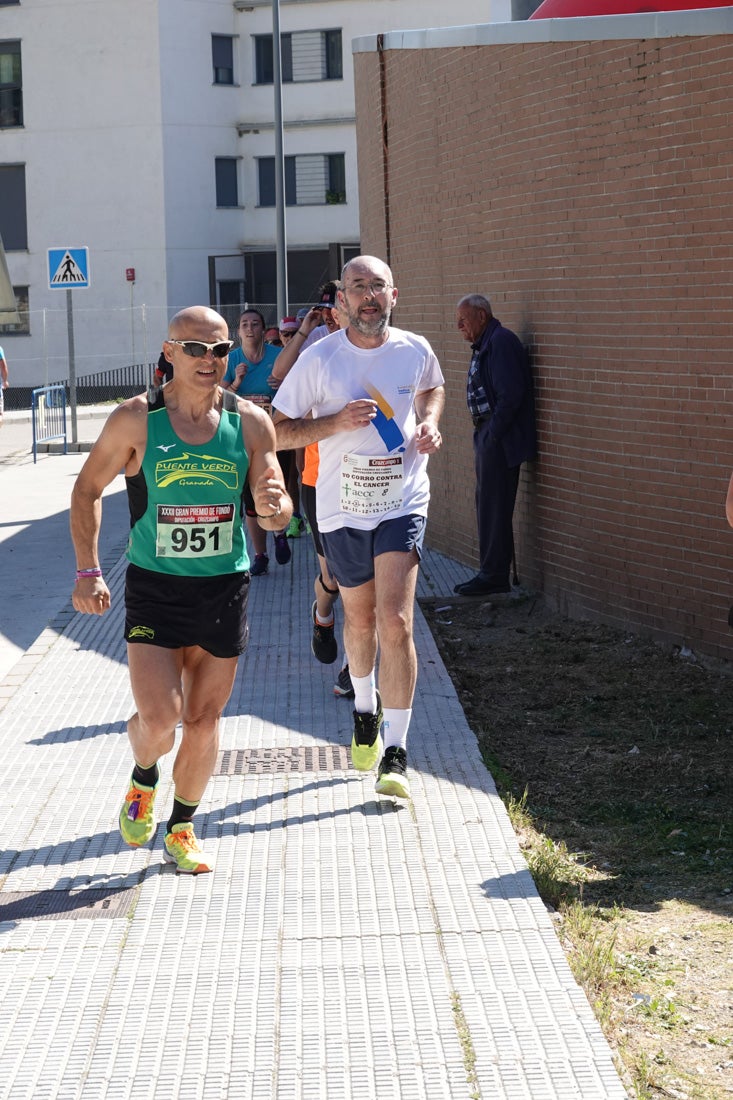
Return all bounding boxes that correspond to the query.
[317,286,337,309]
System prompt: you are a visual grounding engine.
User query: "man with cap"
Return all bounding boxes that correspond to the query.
[279,316,299,346]
[279,281,341,369]
[278,283,342,540]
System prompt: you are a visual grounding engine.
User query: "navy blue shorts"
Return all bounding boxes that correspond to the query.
[124,564,250,658]
[321,513,426,588]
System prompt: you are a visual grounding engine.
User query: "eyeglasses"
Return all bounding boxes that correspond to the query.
[167,339,234,359]
[342,280,393,297]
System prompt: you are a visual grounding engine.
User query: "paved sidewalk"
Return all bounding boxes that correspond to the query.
[0,442,628,1099]
[0,407,123,682]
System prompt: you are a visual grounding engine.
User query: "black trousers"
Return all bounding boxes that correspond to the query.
[473,422,520,585]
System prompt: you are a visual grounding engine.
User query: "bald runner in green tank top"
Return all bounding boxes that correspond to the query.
[125,389,250,576]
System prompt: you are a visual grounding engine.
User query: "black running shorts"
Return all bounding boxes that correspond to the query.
[300,483,324,557]
[124,564,250,658]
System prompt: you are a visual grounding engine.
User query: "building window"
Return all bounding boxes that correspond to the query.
[215,158,239,207]
[254,30,342,85]
[212,35,235,85]
[258,157,295,208]
[0,285,29,335]
[0,41,22,128]
[258,154,345,207]
[325,154,346,205]
[0,164,27,248]
[218,279,244,310]
[243,248,329,311]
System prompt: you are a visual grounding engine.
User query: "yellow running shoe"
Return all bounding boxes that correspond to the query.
[119,778,157,847]
[163,823,213,875]
[375,746,411,799]
[350,692,383,771]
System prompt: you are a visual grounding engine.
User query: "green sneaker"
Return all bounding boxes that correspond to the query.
[163,822,213,875]
[375,746,411,800]
[350,692,383,771]
[119,778,158,847]
[286,514,305,538]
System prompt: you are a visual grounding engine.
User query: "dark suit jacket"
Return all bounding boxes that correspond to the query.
[475,317,537,468]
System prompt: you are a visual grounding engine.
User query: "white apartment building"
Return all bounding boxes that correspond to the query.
[0,0,527,388]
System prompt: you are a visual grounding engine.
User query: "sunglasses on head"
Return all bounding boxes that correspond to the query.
[167,339,235,359]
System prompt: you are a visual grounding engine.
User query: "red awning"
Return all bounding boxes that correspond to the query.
[530,0,730,17]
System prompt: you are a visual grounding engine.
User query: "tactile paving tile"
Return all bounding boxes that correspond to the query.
[215,745,353,774]
[0,535,628,1099]
[0,886,137,922]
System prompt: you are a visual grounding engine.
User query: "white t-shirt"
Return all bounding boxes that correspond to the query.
[272,327,444,533]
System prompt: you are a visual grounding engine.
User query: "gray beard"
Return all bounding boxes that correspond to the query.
[348,309,390,338]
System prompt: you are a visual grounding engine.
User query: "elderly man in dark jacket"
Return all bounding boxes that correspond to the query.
[454,294,537,597]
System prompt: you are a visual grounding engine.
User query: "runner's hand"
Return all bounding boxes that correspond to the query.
[253,465,285,518]
[415,421,442,454]
[72,576,111,616]
[335,400,377,433]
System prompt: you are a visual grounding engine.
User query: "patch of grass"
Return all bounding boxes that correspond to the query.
[424,595,733,1100]
[526,836,587,909]
[450,991,480,1100]
[561,902,619,995]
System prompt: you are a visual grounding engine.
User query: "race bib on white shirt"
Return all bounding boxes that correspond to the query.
[340,453,404,516]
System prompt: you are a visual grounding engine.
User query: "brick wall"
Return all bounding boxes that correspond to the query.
[354,27,733,659]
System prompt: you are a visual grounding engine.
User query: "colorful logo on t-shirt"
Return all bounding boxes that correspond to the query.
[363,384,405,453]
[155,453,239,490]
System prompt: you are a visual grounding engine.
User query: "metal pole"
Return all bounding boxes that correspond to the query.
[272,0,288,319]
[130,281,136,367]
[66,288,78,444]
[42,307,48,388]
[141,302,149,372]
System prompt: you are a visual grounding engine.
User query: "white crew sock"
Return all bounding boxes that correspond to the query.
[351,671,377,714]
[382,708,412,752]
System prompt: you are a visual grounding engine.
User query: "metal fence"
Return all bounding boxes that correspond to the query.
[7,362,156,412]
[31,385,67,464]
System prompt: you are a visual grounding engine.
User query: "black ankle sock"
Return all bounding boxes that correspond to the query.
[166,797,199,834]
[132,762,159,788]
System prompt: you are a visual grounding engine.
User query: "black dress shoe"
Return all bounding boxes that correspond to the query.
[454,577,510,597]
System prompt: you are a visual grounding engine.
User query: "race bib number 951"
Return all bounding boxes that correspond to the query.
[156,504,235,558]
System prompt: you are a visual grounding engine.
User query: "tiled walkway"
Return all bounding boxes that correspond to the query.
[0,436,627,1098]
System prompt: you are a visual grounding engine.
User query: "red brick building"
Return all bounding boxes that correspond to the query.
[353,9,733,659]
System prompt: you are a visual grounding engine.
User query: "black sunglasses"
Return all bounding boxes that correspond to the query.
[167,339,234,359]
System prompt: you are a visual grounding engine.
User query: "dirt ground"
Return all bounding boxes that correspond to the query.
[421,591,733,1100]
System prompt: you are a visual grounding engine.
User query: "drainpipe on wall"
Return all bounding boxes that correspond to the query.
[377,34,391,266]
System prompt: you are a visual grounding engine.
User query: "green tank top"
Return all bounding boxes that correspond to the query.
[126,389,250,576]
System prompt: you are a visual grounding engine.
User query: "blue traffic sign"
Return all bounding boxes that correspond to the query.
[48,247,90,289]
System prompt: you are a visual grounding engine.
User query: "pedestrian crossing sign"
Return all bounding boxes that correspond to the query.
[48,247,90,289]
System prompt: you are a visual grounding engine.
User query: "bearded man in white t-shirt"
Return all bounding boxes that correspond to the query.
[272,255,444,799]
